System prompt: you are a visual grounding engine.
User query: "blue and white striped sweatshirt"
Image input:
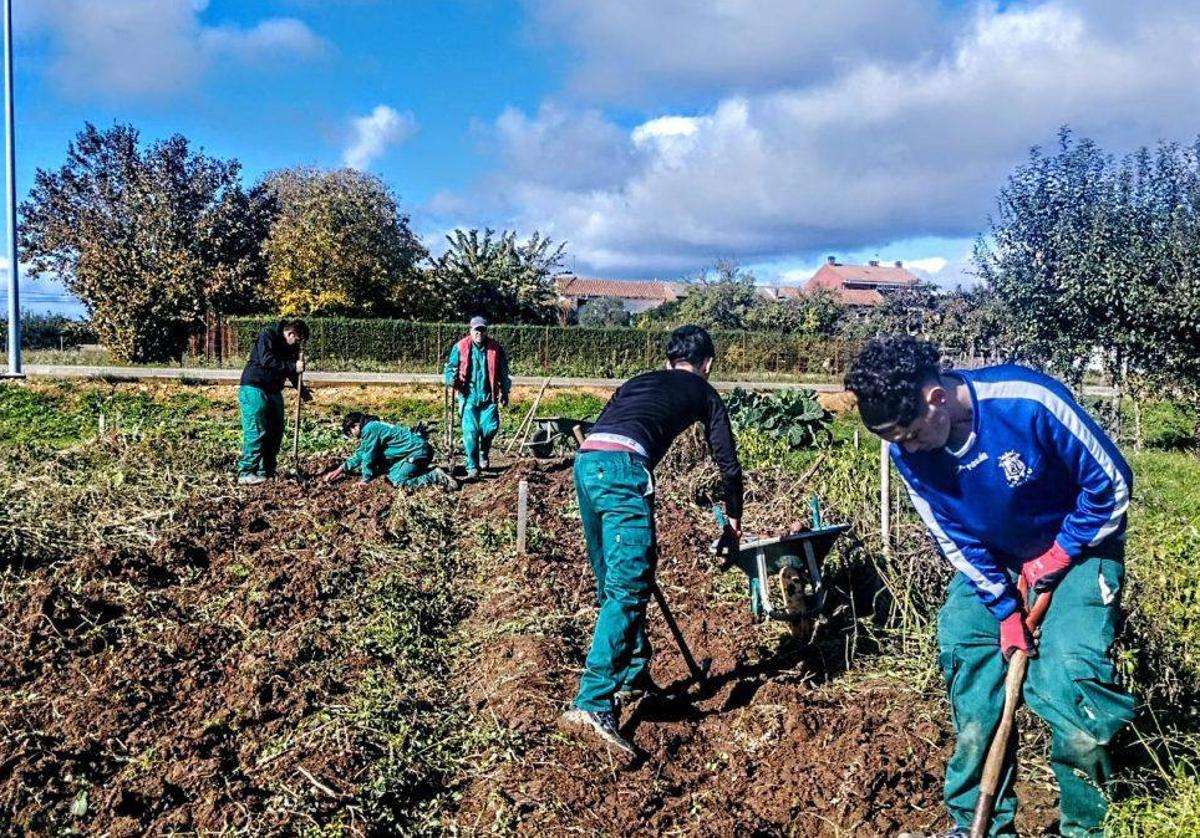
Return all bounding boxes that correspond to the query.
[891,365,1132,621]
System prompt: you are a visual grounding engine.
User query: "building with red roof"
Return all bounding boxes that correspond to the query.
[803,256,920,306]
[555,275,687,320]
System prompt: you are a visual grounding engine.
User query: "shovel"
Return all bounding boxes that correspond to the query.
[969,581,1054,838]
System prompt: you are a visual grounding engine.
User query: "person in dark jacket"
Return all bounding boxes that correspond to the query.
[237,319,309,484]
[560,325,744,759]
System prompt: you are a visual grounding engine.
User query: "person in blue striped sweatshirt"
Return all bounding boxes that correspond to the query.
[845,336,1135,838]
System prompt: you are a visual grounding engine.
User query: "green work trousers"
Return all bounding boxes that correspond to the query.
[385,449,442,489]
[460,398,500,472]
[938,551,1135,837]
[238,385,285,477]
[573,450,656,714]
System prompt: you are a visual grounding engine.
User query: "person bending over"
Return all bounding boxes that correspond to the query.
[845,335,1134,838]
[561,324,744,759]
[322,412,457,490]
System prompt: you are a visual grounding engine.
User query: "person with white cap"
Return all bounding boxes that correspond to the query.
[442,316,511,479]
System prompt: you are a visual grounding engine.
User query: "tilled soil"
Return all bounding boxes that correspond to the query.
[452,459,1058,837]
[1,450,1058,835]
[0,473,404,835]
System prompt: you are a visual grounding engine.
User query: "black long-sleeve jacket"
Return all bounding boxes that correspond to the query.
[239,324,300,394]
[588,368,744,518]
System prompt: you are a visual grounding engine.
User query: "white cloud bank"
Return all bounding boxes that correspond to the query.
[342,105,418,171]
[26,0,327,99]
[466,1,1200,274]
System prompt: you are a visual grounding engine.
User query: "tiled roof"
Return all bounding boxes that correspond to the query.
[804,263,920,306]
[555,276,683,301]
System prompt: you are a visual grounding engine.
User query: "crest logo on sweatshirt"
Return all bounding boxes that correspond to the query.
[998,450,1033,487]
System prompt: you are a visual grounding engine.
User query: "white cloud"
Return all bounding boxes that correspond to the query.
[201,18,327,63]
[27,0,327,99]
[522,0,948,102]
[906,257,949,275]
[468,2,1200,274]
[342,105,417,170]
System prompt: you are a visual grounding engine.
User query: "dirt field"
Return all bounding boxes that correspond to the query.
[0,384,1065,835]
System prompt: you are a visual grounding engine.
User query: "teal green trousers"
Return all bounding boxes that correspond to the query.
[573,450,656,714]
[459,398,500,472]
[938,551,1135,837]
[385,448,442,488]
[238,385,285,477]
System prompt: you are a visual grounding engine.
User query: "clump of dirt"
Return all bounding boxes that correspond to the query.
[450,457,1057,836]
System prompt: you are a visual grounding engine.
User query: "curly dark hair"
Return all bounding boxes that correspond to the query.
[341,412,379,436]
[843,335,943,429]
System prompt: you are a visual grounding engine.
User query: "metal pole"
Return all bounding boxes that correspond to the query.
[2,0,20,377]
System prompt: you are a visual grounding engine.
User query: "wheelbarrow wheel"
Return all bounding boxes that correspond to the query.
[778,566,814,641]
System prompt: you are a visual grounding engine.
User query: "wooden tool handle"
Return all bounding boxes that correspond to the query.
[968,587,1053,838]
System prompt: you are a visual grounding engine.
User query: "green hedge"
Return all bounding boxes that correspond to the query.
[225,317,857,379]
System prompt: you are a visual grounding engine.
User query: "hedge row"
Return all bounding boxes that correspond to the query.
[225,317,858,378]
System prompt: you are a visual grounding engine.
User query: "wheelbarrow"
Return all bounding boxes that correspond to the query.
[712,499,848,639]
[524,417,595,458]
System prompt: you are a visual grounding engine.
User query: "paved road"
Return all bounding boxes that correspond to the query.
[1,363,1119,396]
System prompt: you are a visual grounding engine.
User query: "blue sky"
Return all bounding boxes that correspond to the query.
[7,0,1200,315]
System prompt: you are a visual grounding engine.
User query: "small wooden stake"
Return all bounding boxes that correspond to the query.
[880,437,891,556]
[517,480,529,555]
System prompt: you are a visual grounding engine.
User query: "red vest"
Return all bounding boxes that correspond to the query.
[455,335,503,400]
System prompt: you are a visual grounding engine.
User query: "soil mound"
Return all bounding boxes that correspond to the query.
[0,477,402,835]
[452,459,954,836]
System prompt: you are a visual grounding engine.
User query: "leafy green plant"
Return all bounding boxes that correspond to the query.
[725,387,832,449]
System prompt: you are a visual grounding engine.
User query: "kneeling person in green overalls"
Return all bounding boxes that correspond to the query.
[561,325,744,758]
[322,412,458,490]
[237,318,310,485]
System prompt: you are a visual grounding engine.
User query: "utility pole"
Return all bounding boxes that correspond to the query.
[2,0,20,378]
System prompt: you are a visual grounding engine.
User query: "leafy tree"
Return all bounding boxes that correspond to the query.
[640,260,759,330]
[259,167,427,317]
[977,129,1200,403]
[20,123,269,361]
[743,286,846,336]
[433,228,564,324]
[577,296,630,327]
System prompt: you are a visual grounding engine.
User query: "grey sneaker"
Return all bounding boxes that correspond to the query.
[237,473,266,485]
[429,467,460,490]
[480,456,490,469]
[560,708,636,758]
[466,468,482,481]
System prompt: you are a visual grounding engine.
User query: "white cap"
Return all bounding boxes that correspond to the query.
[469,316,488,330]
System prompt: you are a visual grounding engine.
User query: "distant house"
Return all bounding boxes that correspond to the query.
[803,256,920,306]
[755,286,804,302]
[555,275,686,321]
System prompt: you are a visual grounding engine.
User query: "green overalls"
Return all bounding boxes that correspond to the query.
[343,420,441,488]
[443,341,510,472]
[938,547,1135,836]
[572,450,657,713]
[238,386,286,478]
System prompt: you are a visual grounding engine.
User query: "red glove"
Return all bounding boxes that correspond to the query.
[999,609,1036,660]
[1021,543,1071,593]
